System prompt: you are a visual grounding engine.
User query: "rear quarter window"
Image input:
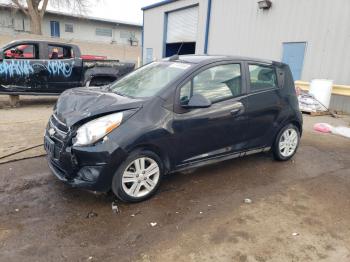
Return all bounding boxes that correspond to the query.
[248,64,278,92]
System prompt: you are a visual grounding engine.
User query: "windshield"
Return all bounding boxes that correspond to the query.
[109,61,192,98]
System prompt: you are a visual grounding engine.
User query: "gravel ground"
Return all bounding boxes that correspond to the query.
[0,96,350,262]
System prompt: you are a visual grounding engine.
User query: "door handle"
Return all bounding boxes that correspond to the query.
[230,102,244,116]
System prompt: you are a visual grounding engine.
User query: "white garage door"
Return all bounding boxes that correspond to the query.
[166,6,199,43]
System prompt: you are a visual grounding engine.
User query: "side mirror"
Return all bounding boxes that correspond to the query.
[183,93,212,108]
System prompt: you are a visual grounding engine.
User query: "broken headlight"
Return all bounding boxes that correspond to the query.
[73,112,123,146]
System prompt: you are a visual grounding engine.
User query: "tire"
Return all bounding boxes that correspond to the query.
[272,124,300,161]
[89,76,117,87]
[111,150,164,202]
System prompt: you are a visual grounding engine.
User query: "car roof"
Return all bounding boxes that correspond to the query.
[163,54,283,66]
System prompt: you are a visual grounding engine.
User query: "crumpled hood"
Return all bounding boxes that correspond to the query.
[55,87,144,127]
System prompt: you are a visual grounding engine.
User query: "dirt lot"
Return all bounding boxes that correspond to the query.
[0,95,56,163]
[1,96,350,262]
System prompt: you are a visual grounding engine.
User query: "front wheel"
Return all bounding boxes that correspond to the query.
[272,124,300,161]
[112,150,163,202]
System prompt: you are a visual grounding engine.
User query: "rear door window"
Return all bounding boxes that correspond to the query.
[248,64,278,92]
[180,63,242,105]
[48,45,74,59]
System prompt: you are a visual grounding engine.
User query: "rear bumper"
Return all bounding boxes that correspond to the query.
[45,135,128,192]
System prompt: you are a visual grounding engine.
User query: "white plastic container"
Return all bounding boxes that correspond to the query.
[309,79,333,110]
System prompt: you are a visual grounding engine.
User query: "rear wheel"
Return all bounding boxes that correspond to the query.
[88,76,117,87]
[272,124,300,161]
[112,150,163,202]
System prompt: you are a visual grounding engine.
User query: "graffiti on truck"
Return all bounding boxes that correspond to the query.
[46,60,74,78]
[0,60,74,78]
[0,60,34,77]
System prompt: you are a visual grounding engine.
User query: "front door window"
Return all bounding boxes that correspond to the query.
[4,44,38,59]
[180,63,242,105]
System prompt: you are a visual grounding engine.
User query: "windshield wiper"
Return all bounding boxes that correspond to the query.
[106,85,125,96]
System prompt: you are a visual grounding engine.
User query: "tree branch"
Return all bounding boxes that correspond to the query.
[40,0,49,17]
[12,0,29,16]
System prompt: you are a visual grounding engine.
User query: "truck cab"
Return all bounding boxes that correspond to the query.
[0,40,135,95]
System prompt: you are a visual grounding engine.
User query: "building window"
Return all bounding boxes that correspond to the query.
[14,18,27,31]
[96,28,112,37]
[120,31,130,38]
[65,24,74,33]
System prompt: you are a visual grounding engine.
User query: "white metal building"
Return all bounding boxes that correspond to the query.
[142,0,350,86]
[141,0,350,112]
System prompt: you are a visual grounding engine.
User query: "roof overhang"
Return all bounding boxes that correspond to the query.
[141,0,176,11]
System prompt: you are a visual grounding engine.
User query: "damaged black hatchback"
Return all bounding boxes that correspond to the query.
[45,55,302,202]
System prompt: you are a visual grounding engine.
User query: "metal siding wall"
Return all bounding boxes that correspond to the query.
[208,0,350,85]
[330,95,350,113]
[143,0,207,63]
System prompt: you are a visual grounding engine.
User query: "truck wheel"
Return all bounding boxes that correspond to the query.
[272,124,300,161]
[112,150,164,202]
[88,76,117,87]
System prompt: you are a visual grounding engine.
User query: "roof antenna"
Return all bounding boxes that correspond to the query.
[176,42,184,55]
[169,42,184,61]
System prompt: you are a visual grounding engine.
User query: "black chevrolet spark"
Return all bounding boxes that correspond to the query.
[45,55,302,202]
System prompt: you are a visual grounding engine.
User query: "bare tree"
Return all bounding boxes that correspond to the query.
[11,0,89,35]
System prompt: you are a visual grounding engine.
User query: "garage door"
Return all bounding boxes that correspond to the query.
[166,6,199,43]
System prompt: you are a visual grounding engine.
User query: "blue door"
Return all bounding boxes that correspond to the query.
[50,21,60,37]
[282,42,306,80]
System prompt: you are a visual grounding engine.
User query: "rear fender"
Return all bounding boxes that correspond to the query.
[274,115,303,141]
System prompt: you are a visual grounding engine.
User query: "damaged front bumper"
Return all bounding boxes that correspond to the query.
[44,131,128,192]
[47,153,107,190]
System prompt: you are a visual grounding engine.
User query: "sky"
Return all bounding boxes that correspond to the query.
[81,0,161,24]
[0,0,162,25]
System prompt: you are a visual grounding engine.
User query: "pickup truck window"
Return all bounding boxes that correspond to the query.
[248,64,278,92]
[48,45,74,59]
[110,61,191,98]
[4,44,38,59]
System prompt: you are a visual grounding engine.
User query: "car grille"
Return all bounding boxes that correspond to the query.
[47,114,72,157]
[50,114,69,134]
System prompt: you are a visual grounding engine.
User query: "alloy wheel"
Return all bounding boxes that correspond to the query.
[278,128,298,157]
[121,157,160,198]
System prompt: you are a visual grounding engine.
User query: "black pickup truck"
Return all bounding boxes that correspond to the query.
[0,40,135,95]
